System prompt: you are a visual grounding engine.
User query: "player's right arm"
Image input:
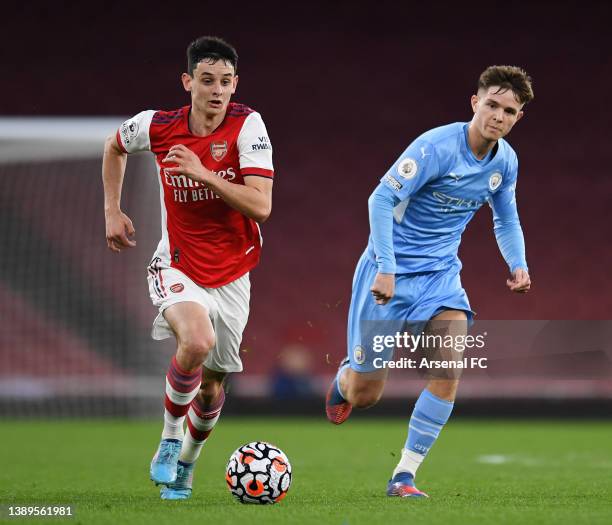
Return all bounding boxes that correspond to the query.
[102,133,136,252]
[368,140,440,304]
[102,110,155,252]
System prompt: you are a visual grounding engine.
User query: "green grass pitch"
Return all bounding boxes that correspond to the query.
[1,418,611,524]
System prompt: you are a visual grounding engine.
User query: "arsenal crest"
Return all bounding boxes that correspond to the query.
[210,141,228,161]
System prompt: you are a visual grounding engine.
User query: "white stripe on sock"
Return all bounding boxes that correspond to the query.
[165,378,200,406]
[187,406,220,431]
[410,415,442,430]
[408,425,438,439]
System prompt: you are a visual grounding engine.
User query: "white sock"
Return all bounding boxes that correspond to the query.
[162,409,185,440]
[392,448,425,479]
[179,407,220,463]
[179,432,207,464]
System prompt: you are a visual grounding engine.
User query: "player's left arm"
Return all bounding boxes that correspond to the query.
[163,112,274,223]
[490,156,531,293]
[163,145,272,223]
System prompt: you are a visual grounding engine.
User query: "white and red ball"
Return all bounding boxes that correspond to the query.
[225,441,292,504]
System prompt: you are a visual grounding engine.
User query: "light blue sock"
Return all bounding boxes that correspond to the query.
[328,361,350,404]
[393,389,454,479]
[406,389,454,453]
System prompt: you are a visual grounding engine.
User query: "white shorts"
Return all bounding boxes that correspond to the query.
[147,265,250,373]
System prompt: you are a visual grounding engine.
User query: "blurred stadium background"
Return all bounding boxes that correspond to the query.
[1,0,611,418]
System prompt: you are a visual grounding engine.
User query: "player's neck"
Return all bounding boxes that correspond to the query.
[467,123,496,160]
[188,106,226,137]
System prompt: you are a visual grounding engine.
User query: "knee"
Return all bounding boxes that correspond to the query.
[179,334,215,363]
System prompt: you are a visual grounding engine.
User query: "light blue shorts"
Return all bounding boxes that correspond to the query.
[347,252,474,373]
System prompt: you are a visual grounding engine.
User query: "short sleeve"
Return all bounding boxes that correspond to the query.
[236,112,274,178]
[116,110,156,153]
[380,139,440,201]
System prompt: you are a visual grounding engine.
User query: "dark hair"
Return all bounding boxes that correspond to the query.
[186,36,238,75]
[478,65,534,105]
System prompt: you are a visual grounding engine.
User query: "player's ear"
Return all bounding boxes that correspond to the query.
[181,72,192,92]
[515,110,524,122]
[470,94,479,113]
[231,75,238,94]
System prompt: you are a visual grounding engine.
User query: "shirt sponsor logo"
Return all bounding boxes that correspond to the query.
[170,283,184,293]
[432,191,482,212]
[120,119,139,145]
[211,141,228,161]
[163,166,237,203]
[251,136,271,151]
[383,173,403,191]
[164,167,236,188]
[397,158,418,179]
[489,172,503,191]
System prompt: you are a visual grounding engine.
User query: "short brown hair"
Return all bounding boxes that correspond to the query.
[187,36,238,75]
[478,65,534,106]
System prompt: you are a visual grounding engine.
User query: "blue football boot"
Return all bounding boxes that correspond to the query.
[150,438,182,485]
[160,460,195,500]
[386,472,429,498]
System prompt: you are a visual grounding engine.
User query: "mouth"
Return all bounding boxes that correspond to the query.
[209,100,223,109]
[487,124,503,133]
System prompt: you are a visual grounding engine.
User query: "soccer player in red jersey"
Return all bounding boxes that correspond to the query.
[102,36,274,500]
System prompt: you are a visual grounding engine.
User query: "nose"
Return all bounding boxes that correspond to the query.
[211,81,224,96]
[493,107,504,122]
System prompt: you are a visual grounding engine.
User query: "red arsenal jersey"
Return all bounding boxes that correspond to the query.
[116,103,274,288]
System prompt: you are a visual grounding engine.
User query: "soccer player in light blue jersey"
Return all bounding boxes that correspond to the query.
[326,66,534,497]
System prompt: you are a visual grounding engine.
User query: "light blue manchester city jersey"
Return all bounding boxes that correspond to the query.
[366,122,527,274]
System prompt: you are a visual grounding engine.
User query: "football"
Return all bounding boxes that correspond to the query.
[225,441,292,504]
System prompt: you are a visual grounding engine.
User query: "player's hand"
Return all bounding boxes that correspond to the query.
[371,273,395,305]
[506,268,531,293]
[105,210,136,252]
[162,144,210,184]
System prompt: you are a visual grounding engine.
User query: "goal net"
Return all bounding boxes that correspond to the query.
[0,117,176,417]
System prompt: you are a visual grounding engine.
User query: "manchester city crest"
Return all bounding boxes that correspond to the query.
[488,172,503,191]
[210,140,228,161]
[353,346,366,365]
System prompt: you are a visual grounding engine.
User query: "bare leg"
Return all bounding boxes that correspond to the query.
[340,367,388,409]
